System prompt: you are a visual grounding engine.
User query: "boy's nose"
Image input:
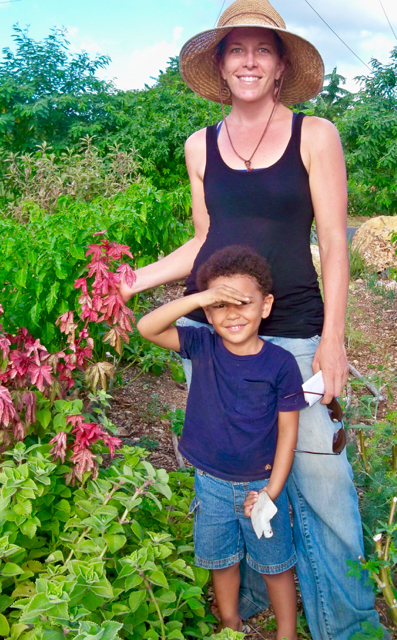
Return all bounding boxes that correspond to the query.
[226,305,241,319]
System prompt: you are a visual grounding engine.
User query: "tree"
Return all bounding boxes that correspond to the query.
[336,48,397,216]
[312,68,353,120]
[0,26,115,154]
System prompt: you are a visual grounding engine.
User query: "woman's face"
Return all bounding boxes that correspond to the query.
[218,27,285,104]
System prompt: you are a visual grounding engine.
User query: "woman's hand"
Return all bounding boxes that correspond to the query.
[118,275,139,303]
[197,285,250,309]
[312,336,349,404]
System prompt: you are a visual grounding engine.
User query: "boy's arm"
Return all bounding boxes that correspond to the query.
[243,410,299,517]
[265,410,299,501]
[137,285,250,351]
[137,295,205,351]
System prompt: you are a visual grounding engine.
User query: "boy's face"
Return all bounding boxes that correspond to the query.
[203,274,273,354]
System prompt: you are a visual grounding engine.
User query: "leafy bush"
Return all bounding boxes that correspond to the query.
[0,182,192,348]
[0,443,210,639]
[3,137,141,220]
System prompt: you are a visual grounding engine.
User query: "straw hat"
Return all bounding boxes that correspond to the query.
[179,0,324,106]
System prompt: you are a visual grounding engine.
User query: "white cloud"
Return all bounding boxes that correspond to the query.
[109,26,184,91]
[65,26,102,55]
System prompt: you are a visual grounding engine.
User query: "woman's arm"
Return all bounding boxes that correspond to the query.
[302,117,349,404]
[119,129,209,300]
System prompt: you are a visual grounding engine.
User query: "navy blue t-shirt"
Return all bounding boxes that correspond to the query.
[176,326,307,482]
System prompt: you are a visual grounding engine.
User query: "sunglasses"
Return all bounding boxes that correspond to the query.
[284,391,346,456]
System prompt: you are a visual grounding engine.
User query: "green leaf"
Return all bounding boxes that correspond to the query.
[125,574,143,590]
[46,281,60,312]
[20,520,37,539]
[129,589,147,613]
[0,613,10,636]
[30,301,42,326]
[36,408,52,429]
[2,562,24,576]
[192,566,209,589]
[157,589,176,604]
[15,267,28,289]
[103,534,126,554]
[148,570,168,588]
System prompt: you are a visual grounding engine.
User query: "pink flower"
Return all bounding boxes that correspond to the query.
[49,431,67,464]
[102,433,122,458]
[0,386,17,427]
[70,447,97,477]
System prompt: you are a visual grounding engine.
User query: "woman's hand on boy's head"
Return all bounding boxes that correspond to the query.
[197,285,250,310]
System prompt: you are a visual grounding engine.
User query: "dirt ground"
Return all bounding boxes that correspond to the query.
[108,274,397,639]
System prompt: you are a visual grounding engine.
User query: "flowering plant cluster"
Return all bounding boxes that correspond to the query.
[0,233,136,481]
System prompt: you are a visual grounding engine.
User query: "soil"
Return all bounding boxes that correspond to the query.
[108,271,397,639]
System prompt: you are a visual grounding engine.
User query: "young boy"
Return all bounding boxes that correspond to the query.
[137,246,306,640]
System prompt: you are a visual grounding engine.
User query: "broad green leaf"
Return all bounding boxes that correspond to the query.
[148,570,168,589]
[129,589,147,613]
[157,589,176,604]
[0,613,9,636]
[15,267,27,289]
[1,562,24,576]
[125,574,143,590]
[30,301,42,326]
[103,534,126,554]
[36,408,52,429]
[46,281,60,313]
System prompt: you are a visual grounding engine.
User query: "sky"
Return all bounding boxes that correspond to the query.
[0,0,396,94]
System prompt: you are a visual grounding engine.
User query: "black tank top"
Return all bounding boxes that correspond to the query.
[184,112,324,338]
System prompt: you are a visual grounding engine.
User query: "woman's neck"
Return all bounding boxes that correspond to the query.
[226,96,279,128]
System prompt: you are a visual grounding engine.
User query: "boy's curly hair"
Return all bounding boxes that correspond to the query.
[197,245,272,296]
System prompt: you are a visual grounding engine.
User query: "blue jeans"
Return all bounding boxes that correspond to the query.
[176,317,385,640]
[192,470,296,573]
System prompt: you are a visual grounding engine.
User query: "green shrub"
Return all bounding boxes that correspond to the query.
[0,442,212,639]
[0,181,192,349]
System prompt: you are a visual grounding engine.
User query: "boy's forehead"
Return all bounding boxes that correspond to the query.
[208,274,260,294]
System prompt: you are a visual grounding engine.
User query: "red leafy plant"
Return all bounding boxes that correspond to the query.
[0,233,137,481]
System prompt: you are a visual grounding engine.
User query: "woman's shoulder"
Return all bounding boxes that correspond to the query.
[184,127,210,180]
[185,127,208,154]
[300,114,343,169]
[301,114,341,144]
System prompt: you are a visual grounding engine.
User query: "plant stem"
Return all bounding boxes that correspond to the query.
[392,446,397,473]
[143,575,166,640]
[384,496,397,562]
[358,429,371,473]
[373,535,397,624]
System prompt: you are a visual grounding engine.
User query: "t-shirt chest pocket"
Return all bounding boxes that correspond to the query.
[235,380,273,418]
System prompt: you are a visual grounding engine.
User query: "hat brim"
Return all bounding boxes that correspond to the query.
[179,25,324,106]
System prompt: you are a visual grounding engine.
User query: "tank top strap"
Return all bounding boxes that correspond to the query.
[290,112,305,153]
[205,124,222,177]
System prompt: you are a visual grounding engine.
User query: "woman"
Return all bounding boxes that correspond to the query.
[120,1,386,638]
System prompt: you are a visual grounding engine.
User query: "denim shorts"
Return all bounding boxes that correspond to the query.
[190,469,296,575]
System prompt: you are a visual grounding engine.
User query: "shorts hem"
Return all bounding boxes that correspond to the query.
[195,549,245,570]
[246,552,297,575]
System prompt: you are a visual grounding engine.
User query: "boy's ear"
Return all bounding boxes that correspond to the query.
[203,307,214,325]
[261,294,274,319]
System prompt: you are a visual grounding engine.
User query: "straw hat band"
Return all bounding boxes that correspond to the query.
[221,12,281,28]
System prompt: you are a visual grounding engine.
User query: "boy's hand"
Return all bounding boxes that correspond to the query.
[244,490,259,518]
[197,285,250,309]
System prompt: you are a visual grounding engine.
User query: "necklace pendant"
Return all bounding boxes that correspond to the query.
[245,160,252,171]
